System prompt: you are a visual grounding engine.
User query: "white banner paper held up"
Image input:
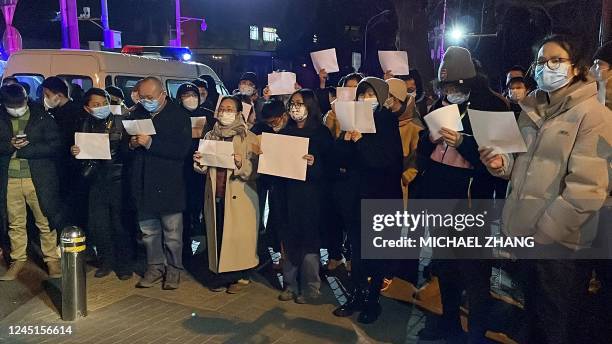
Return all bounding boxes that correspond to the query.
[197,140,235,169]
[468,109,527,154]
[378,51,410,76]
[268,72,296,96]
[336,87,357,101]
[334,101,376,133]
[424,104,463,140]
[258,133,309,181]
[122,119,157,135]
[310,48,339,73]
[110,105,122,115]
[74,133,111,160]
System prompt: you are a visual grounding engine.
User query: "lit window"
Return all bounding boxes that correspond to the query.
[250,25,259,41]
[263,27,277,42]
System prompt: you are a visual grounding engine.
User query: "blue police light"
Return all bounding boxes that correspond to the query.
[449,27,465,43]
[182,53,192,61]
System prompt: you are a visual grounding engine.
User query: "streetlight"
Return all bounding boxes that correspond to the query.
[173,0,207,47]
[363,9,390,70]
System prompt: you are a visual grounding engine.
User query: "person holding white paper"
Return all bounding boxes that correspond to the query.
[193,95,260,294]
[128,77,192,291]
[411,46,510,344]
[324,73,364,139]
[275,89,333,305]
[70,88,133,280]
[332,77,403,324]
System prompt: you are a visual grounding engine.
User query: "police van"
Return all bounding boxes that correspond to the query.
[2,47,228,106]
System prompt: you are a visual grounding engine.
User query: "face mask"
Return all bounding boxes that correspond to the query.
[597,80,607,105]
[182,96,199,111]
[360,97,379,110]
[141,98,160,113]
[446,92,470,104]
[91,105,112,120]
[289,105,308,122]
[239,85,256,96]
[535,63,572,93]
[407,91,417,99]
[44,95,61,110]
[218,111,237,126]
[6,105,28,118]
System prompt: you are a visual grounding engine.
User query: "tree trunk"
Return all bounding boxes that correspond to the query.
[391,0,435,84]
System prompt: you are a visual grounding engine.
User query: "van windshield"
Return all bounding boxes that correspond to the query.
[10,74,93,102]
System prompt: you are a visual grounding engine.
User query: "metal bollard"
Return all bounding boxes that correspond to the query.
[60,226,88,321]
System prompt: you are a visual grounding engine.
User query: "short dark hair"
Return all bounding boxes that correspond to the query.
[191,78,208,90]
[287,89,322,129]
[18,82,30,95]
[1,84,27,107]
[105,86,125,100]
[219,95,243,113]
[536,34,588,83]
[507,65,527,75]
[41,76,69,97]
[83,88,110,107]
[340,72,364,87]
[261,99,285,120]
[2,76,18,85]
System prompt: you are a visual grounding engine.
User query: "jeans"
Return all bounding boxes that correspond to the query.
[282,253,321,295]
[138,212,183,270]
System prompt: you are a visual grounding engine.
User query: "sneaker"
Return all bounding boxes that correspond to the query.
[163,267,181,290]
[209,286,227,292]
[46,260,62,279]
[136,264,165,288]
[295,294,307,304]
[94,267,112,278]
[116,272,133,281]
[227,282,246,294]
[0,260,26,281]
[236,278,250,285]
[278,289,296,301]
[327,259,343,271]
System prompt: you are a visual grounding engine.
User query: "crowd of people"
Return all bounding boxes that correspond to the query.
[0,34,611,343]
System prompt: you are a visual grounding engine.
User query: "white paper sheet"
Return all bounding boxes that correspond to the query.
[336,87,357,101]
[268,72,297,96]
[424,104,463,140]
[334,101,377,133]
[257,133,309,181]
[197,140,235,169]
[74,133,111,160]
[122,119,156,135]
[310,48,340,74]
[468,109,527,154]
[378,51,410,76]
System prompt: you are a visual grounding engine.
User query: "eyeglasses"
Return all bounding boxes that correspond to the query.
[533,57,571,71]
[288,102,304,108]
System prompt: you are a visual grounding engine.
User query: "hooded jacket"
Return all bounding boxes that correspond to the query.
[490,80,612,249]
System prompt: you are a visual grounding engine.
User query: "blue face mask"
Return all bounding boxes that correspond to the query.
[535,63,572,93]
[91,105,111,119]
[141,99,160,113]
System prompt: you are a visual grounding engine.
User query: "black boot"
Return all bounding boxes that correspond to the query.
[357,286,382,324]
[333,288,365,317]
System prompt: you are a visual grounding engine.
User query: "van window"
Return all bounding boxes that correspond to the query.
[115,75,144,107]
[13,74,44,101]
[217,84,229,96]
[58,75,93,92]
[166,79,190,99]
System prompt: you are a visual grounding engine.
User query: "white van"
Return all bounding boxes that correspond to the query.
[2,49,229,106]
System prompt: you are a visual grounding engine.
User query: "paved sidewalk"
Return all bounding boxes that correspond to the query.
[0,262,424,344]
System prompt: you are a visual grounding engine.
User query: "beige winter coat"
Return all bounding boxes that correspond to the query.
[490,80,612,249]
[195,131,260,273]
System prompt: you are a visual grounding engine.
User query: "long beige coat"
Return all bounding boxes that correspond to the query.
[195,131,259,273]
[490,80,612,249]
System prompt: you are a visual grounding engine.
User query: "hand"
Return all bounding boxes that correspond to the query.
[193,151,202,163]
[303,154,315,166]
[294,82,302,90]
[350,131,362,142]
[343,132,352,141]
[11,137,29,149]
[318,69,328,88]
[233,153,243,169]
[383,70,394,80]
[479,147,504,170]
[263,86,271,100]
[71,145,80,156]
[251,143,263,155]
[439,127,463,147]
[136,135,152,148]
[129,136,140,149]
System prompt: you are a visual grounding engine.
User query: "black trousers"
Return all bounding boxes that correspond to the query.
[88,174,133,274]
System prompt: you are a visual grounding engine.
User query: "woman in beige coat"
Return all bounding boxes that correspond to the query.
[480,35,612,344]
[193,95,259,294]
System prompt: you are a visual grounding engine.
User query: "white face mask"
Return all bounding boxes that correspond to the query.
[407,91,417,99]
[44,95,61,109]
[217,111,237,126]
[182,96,199,111]
[289,104,308,122]
[6,105,28,118]
[359,97,379,110]
[535,62,572,93]
[239,85,256,96]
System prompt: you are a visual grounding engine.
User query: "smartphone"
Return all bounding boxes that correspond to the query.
[15,134,27,142]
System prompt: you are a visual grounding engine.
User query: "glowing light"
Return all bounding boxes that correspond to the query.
[449,27,464,42]
[182,53,192,61]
